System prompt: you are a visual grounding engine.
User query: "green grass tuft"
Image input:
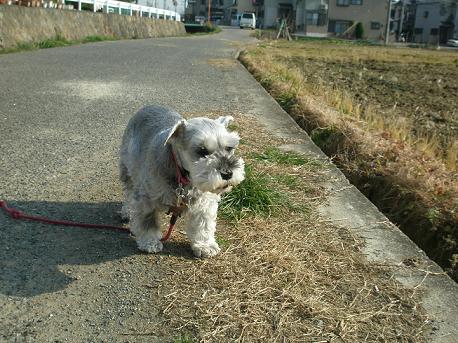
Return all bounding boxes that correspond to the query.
[187,25,222,35]
[173,334,195,343]
[215,236,230,248]
[81,35,116,43]
[272,174,299,188]
[252,147,312,166]
[276,89,298,112]
[37,36,71,49]
[1,35,118,55]
[310,126,347,154]
[15,42,35,51]
[227,122,239,132]
[219,165,287,221]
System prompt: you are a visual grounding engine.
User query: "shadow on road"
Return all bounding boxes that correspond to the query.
[0,200,198,297]
[0,200,136,297]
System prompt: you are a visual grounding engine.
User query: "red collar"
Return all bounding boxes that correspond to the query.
[171,151,191,186]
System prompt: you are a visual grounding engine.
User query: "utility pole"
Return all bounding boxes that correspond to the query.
[385,0,393,45]
[399,0,406,40]
[304,0,307,35]
[207,0,211,24]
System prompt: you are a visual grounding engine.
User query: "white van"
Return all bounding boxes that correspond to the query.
[240,12,256,30]
[231,13,242,27]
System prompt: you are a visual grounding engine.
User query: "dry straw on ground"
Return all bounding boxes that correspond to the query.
[145,114,428,342]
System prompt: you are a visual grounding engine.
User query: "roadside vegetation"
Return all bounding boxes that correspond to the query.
[239,38,458,280]
[0,25,222,54]
[154,113,428,342]
[0,35,117,54]
[185,24,222,35]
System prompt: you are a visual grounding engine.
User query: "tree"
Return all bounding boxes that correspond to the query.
[355,22,364,39]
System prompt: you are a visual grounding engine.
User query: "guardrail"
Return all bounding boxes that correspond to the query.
[65,0,180,21]
[1,0,181,21]
[0,0,177,21]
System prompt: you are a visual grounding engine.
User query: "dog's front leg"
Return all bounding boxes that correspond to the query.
[185,194,221,258]
[130,198,163,253]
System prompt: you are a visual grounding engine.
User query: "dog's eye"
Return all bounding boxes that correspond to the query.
[225,146,234,152]
[197,147,209,157]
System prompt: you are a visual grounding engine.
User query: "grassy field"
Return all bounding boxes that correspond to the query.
[240,39,458,280]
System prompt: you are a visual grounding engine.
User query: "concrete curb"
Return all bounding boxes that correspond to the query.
[235,52,458,342]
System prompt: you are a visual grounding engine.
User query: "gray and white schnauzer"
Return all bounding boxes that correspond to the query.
[119,105,245,257]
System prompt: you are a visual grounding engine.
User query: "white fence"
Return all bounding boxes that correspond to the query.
[64,0,181,21]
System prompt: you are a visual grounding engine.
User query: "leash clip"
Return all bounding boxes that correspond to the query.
[175,183,187,206]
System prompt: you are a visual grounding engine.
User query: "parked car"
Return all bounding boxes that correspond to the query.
[240,12,256,30]
[195,16,206,25]
[446,38,458,47]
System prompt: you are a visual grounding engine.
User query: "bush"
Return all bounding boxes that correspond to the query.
[355,22,364,39]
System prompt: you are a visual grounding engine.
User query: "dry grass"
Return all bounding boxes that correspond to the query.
[143,114,428,342]
[251,40,458,170]
[239,41,458,280]
[160,216,427,342]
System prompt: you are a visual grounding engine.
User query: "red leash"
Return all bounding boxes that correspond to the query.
[171,151,191,186]
[1,151,191,242]
[0,200,175,242]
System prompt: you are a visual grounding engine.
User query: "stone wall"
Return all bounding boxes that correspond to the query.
[0,5,186,49]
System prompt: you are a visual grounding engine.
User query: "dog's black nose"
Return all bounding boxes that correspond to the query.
[221,171,233,180]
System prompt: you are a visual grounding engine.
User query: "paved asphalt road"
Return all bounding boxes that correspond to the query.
[0,28,259,342]
[0,28,256,202]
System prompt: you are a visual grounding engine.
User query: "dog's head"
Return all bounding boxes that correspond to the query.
[165,116,245,193]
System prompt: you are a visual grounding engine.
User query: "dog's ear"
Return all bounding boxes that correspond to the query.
[216,116,234,128]
[164,119,187,146]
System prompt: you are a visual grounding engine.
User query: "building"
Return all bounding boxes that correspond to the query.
[184,0,391,41]
[326,0,388,39]
[137,0,186,15]
[414,0,458,44]
[185,0,229,22]
[297,0,330,36]
[232,0,389,40]
[391,0,417,42]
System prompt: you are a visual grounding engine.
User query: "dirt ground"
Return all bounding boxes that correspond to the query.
[268,40,458,163]
[293,57,457,148]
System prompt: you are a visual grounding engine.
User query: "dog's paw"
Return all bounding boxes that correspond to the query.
[118,204,130,223]
[137,238,163,253]
[191,242,221,258]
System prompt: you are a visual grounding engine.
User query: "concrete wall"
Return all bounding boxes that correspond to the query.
[0,5,186,49]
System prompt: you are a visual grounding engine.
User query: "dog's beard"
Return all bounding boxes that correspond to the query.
[188,156,245,193]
